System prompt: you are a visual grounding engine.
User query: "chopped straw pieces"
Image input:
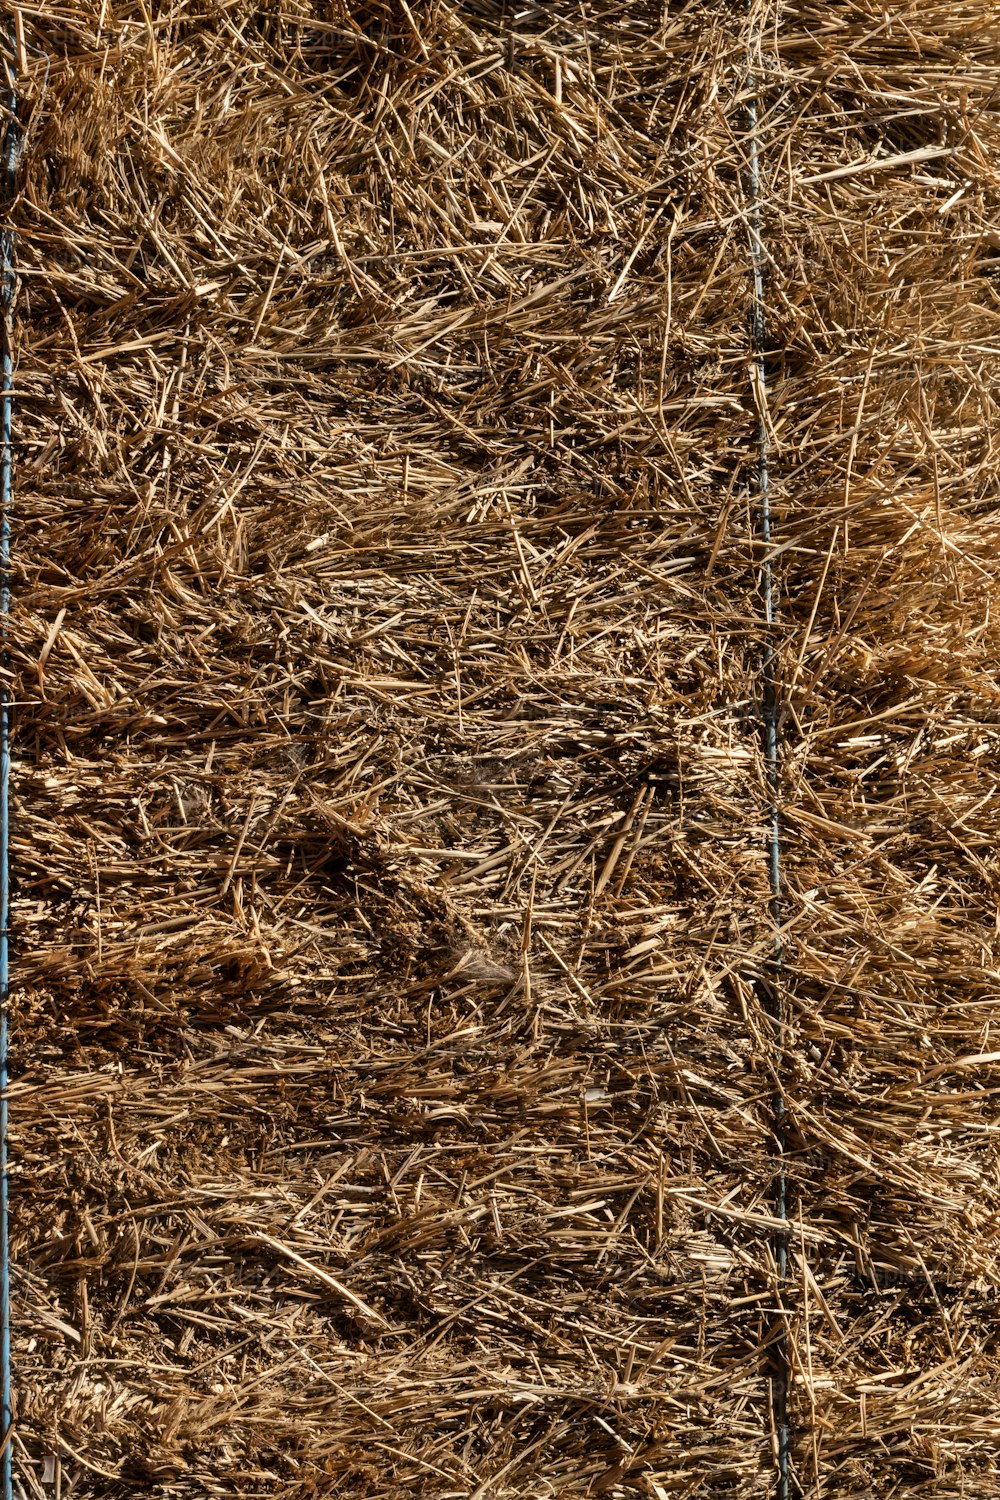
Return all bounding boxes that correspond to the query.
[6,0,1000,1495]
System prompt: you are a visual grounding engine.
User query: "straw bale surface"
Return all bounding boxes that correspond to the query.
[6,0,1000,1495]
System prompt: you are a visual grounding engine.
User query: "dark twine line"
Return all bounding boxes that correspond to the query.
[1,20,16,1500]
[745,40,792,1500]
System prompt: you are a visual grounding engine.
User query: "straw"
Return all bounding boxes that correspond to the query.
[6,2,1000,1496]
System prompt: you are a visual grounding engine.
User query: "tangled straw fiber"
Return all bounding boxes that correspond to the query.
[6,0,1000,1495]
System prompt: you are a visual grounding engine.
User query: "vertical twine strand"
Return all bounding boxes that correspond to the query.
[745,27,792,1500]
[0,26,15,1500]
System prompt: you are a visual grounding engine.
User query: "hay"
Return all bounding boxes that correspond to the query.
[5,0,1000,1495]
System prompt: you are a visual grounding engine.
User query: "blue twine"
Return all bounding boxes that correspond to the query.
[746,48,792,1500]
[0,26,15,1500]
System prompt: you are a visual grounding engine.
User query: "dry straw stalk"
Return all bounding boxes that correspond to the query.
[3,0,1000,1496]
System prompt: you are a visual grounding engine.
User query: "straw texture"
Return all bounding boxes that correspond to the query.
[5,1,1000,1495]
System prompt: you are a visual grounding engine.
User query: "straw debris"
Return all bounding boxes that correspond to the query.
[5,0,1000,1495]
